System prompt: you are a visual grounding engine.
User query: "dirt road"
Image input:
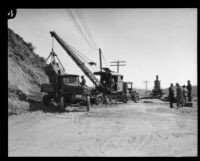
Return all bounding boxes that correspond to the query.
[8,99,197,156]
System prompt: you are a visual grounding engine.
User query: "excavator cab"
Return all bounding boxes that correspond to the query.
[111,73,123,93]
[94,70,123,93]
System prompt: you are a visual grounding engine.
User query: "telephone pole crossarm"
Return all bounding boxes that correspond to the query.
[110,60,126,73]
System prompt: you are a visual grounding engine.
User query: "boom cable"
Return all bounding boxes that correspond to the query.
[74,9,98,51]
[66,10,95,58]
[60,38,98,72]
[65,9,107,72]
[66,9,97,52]
[67,42,95,64]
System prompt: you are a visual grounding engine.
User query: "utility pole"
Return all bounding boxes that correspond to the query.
[99,48,102,72]
[143,81,149,97]
[110,61,126,73]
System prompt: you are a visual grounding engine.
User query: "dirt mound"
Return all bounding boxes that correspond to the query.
[8,28,49,115]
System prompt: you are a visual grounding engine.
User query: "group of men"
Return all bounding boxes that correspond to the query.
[169,80,192,109]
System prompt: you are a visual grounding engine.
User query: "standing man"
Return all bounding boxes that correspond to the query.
[187,80,192,102]
[182,85,188,106]
[176,83,183,109]
[80,75,86,86]
[168,83,174,108]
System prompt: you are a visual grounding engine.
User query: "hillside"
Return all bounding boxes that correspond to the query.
[8,28,49,115]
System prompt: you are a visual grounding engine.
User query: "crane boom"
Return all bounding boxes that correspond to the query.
[50,31,104,90]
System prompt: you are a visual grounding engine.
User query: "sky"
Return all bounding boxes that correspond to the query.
[8,9,197,89]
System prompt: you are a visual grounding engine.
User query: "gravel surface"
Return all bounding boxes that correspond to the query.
[8,99,197,156]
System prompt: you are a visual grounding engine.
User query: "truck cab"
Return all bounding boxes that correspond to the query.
[125,82,139,103]
[41,74,90,111]
[58,74,90,96]
[58,74,80,91]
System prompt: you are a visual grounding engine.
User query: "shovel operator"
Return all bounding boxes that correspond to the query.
[80,75,86,86]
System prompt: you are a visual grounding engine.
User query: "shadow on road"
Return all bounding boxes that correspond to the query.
[28,99,88,113]
[28,99,61,113]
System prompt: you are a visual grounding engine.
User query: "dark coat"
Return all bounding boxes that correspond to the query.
[176,86,183,103]
[187,83,192,92]
[80,78,86,86]
[169,87,174,98]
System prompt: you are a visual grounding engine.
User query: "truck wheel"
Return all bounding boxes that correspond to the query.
[123,98,128,103]
[60,96,65,112]
[86,96,90,111]
[134,96,139,103]
[43,95,50,106]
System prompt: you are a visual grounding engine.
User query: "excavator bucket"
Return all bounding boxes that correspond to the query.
[44,64,58,84]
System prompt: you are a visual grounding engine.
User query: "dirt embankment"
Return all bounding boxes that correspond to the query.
[8,28,49,115]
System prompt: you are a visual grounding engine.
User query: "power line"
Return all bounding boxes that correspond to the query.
[74,9,98,51]
[66,9,97,52]
[76,9,98,50]
[64,9,100,72]
[67,10,87,41]
[66,9,97,60]
[66,10,81,39]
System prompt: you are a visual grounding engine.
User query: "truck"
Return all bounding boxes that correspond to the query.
[41,50,90,112]
[125,82,139,103]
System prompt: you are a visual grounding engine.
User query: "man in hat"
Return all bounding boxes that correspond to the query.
[80,75,86,86]
[168,83,174,108]
[187,80,192,102]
